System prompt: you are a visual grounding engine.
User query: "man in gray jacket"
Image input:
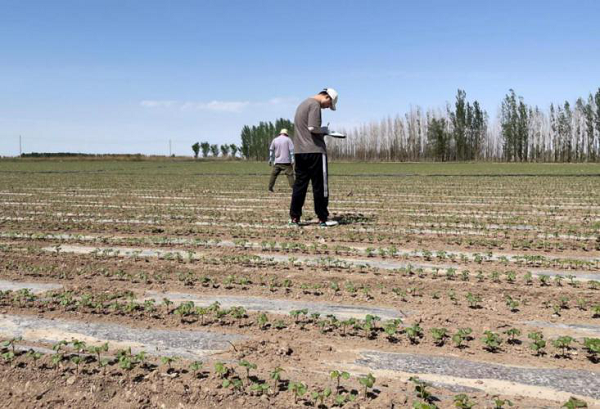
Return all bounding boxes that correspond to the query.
[268,128,295,192]
[289,88,339,227]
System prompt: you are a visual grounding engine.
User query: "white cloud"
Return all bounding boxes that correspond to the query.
[140,96,297,113]
[140,100,177,108]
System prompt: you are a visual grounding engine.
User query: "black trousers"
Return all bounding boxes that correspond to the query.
[290,153,329,221]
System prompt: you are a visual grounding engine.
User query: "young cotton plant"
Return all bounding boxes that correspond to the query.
[481,331,503,352]
[528,332,547,356]
[452,328,473,349]
[358,373,376,399]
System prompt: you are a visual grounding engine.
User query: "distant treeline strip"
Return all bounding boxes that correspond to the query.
[324,88,600,162]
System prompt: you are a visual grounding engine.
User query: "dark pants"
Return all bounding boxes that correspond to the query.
[269,163,294,190]
[290,153,329,221]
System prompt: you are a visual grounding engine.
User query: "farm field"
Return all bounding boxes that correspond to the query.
[1,159,599,408]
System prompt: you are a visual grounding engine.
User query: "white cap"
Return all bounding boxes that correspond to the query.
[323,88,338,111]
[279,128,289,135]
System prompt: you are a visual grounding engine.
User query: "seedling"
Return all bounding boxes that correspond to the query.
[26,349,43,367]
[453,394,476,408]
[214,361,230,378]
[189,361,203,377]
[562,396,588,408]
[409,376,434,403]
[505,295,519,312]
[2,351,15,364]
[239,359,257,383]
[552,336,574,358]
[257,312,269,329]
[504,328,521,344]
[71,355,83,374]
[465,292,482,309]
[330,370,350,392]
[311,387,332,406]
[528,332,546,356]
[492,395,514,408]
[288,381,308,404]
[161,355,178,371]
[88,342,109,364]
[406,323,424,344]
[358,373,375,398]
[452,328,472,349]
[481,331,502,352]
[51,352,63,370]
[270,366,284,391]
[430,328,448,346]
[583,338,600,362]
[2,336,22,354]
[592,305,600,318]
[250,381,270,396]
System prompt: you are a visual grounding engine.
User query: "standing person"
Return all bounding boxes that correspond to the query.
[268,129,295,192]
[289,88,339,227]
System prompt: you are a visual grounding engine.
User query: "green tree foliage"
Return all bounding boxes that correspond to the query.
[240,118,294,160]
[200,142,210,158]
[209,144,219,157]
[191,142,200,159]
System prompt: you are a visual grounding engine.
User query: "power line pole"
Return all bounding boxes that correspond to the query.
[169,139,172,157]
[19,135,22,156]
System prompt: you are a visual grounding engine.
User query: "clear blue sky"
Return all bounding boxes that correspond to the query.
[1,0,599,156]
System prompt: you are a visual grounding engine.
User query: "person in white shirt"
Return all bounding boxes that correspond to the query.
[268,128,295,192]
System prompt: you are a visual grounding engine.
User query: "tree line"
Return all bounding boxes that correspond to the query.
[325,88,600,162]
[191,142,240,159]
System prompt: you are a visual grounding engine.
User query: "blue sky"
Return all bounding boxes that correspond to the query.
[1,0,599,156]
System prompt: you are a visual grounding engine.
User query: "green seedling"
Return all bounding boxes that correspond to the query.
[448,290,458,305]
[88,342,109,364]
[553,336,574,358]
[576,298,588,311]
[288,381,308,404]
[409,376,434,403]
[2,336,22,354]
[492,395,514,408]
[466,292,482,309]
[51,353,63,370]
[222,378,243,391]
[359,373,376,398]
[528,331,547,356]
[430,328,448,346]
[505,295,520,312]
[524,271,533,285]
[330,370,350,392]
[26,349,43,367]
[71,355,83,374]
[452,328,472,349]
[2,351,15,364]
[239,360,257,383]
[583,338,600,361]
[412,403,438,409]
[257,312,269,329]
[504,328,521,344]
[189,361,203,377]
[539,275,550,286]
[214,361,230,378]
[406,323,424,344]
[482,331,503,352]
[161,356,178,370]
[270,366,284,391]
[311,387,332,406]
[592,305,600,318]
[250,381,270,396]
[453,394,476,408]
[562,396,588,408]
